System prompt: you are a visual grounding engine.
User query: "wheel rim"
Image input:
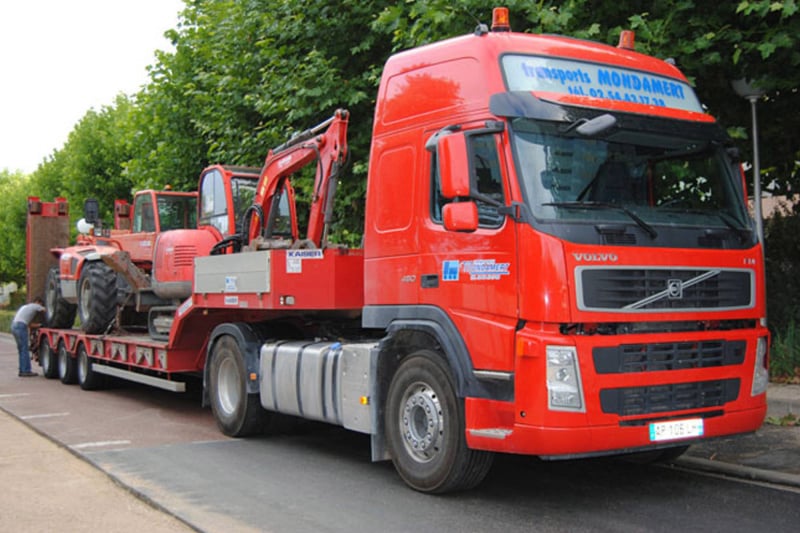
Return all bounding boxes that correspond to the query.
[78,349,88,382]
[217,357,241,417]
[79,277,92,323]
[46,279,57,321]
[41,342,52,373]
[398,381,444,463]
[58,346,67,377]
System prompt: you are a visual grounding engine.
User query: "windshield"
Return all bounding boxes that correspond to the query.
[156,194,197,231]
[231,176,258,233]
[511,118,753,244]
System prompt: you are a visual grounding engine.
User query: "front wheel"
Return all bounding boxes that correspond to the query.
[208,335,266,437]
[77,262,117,334]
[385,350,494,493]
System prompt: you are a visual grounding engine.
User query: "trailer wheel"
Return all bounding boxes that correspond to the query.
[45,267,76,328]
[57,341,77,384]
[77,343,104,391]
[78,262,117,334]
[39,337,58,379]
[385,350,494,493]
[209,335,266,437]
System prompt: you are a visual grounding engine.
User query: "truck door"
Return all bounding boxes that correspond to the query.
[418,127,518,372]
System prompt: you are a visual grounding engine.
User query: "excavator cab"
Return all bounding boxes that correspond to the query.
[197,165,260,238]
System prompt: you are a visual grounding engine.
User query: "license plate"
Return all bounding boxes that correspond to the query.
[648,418,704,442]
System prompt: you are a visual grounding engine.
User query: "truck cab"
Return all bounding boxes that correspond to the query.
[362,14,767,467]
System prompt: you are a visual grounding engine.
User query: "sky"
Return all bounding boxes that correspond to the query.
[0,0,185,174]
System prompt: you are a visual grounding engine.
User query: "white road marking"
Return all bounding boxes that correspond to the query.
[20,412,70,420]
[0,393,32,399]
[71,440,132,450]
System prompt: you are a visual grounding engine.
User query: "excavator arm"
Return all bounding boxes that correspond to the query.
[245,109,349,249]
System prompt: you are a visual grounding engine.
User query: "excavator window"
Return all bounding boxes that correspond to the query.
[269,187,293,237]
[230,177,258,234]
[200,169,230,235]
[133,195,156,232]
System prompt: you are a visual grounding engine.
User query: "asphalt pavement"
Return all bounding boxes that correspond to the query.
[1,333,798,531]
[679,382,800,488]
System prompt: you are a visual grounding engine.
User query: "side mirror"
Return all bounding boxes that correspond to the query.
[438,133,471,198]
[443,202,478,232]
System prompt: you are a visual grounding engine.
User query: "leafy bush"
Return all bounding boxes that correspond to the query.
[769,320,800,383]
[764,205,800,381]
[0,310,14,334]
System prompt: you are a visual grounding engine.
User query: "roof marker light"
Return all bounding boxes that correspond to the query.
[618,30,635,50]
[491,7,511,32]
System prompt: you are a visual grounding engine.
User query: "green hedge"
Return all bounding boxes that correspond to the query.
[0,310,14,334]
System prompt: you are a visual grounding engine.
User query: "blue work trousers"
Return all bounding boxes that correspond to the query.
[11,321,32,373]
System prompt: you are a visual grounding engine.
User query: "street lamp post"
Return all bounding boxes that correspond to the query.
[731,78,766,245]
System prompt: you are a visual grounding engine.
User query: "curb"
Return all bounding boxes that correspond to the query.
[674,456,800,489]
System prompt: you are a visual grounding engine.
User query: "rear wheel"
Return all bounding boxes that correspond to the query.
[58,341,77,384]
[77,262,117,334]
[77,343,105,390]
[45,267,76,328]
[385,350,494,493]
[39,337,58,379]
[209,335,266,437]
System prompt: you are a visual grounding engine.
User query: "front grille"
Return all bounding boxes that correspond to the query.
[593,340,746,374]
[600,378,740,416]
[578,268,753,312]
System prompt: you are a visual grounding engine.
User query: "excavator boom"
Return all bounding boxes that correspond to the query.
[247,109,349,248]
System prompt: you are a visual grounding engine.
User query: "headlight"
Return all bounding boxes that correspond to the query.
[546,346,585,412]
[751,336,769,397]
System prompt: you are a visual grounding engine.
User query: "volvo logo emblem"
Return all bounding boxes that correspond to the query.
[667,279,683,299]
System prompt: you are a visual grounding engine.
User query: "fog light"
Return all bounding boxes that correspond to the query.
[751,336,769,396]
[546,346,585,412]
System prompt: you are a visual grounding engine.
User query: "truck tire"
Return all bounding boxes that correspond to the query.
[58,340,77,384]
[77,343,105,390]
[209,335,266,437]
[77,262,117,334]
[45,267,76,328]
[385,350,494,493]
[39,337,59,379]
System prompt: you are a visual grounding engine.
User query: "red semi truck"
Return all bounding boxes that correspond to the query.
[28,8,768,493]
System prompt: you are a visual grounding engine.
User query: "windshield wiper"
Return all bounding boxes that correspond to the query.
[543,201,658,239]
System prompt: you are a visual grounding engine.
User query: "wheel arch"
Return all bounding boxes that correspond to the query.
[364,305,513,403]
[364,305,513,463]
[202,322,263,407]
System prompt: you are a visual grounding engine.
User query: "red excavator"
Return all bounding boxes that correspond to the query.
[43,110,349,339]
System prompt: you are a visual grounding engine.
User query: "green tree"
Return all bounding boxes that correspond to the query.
[127,0,396,241]
[31,95,138,225]
[0,170,33,284]
[15,1,800,259]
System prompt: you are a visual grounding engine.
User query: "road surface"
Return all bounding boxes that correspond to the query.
[2,334,798,532]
